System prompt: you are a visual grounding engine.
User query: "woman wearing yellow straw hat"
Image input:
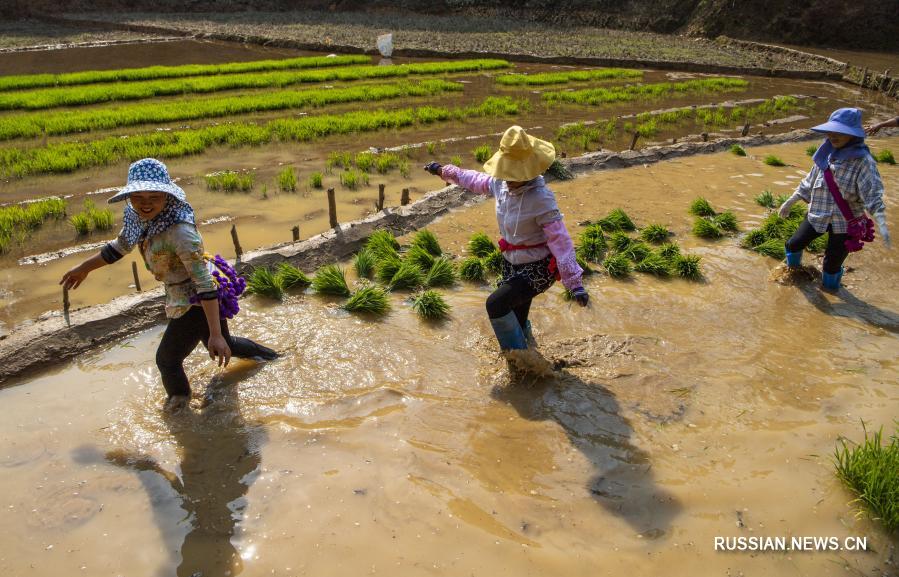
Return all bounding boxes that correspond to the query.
[425,125,588,361]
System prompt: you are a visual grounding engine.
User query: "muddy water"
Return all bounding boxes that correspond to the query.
[774,43,899,75]
[2,139,897,576]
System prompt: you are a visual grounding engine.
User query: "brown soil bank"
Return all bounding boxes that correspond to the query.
[5,0,899,52]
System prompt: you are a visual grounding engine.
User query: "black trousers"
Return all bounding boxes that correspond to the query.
[785,218,849,274]
[486,275,539,329]
[156,305,268,397]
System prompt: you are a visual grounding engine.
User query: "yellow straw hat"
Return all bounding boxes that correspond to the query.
[483,125,556,182]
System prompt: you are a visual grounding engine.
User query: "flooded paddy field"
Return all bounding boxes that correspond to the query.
[1,39,897,335]
[1,139,898,576]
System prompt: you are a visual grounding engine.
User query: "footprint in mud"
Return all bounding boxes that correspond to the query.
[0,439,48,468]
[769,264,821,285]
[25,485,102,531]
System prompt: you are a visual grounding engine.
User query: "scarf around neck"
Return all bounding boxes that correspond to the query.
[119,195,195,251]
[812,137,870,171]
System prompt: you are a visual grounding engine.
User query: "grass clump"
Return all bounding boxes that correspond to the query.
[875,149,896,164]
[343,285,391,315]
[597,208,636,231]
[689,197,716,217]
[730,144,747,156]
[741,229,768,248]
[634,252,670,276]
[69,199,114,235]
[353,151,375,172]
[459,256,487,282]
[308,171,323,189]
[603,253,632,278]
[424,257,456,287]
[576,224,607,262]
[640,223,670,244]
[468,232,497,258]
[278,166,297,192]
[658,242,681,263]
[714,211,739,232]
[834,423,899,532]
[245,266,284,300]
[205,171,254,192]
[673,254,702,280]
[389,259,425,290]
[274,262,311,289]
[692,217,723,239]
[483,249,505,276]
[623,241,651,262]
[763,154,786,167]
[375,254,403,284]
[473,144,493,163]
[411,229,442,256]
[755,189,775,208]
[406,244,436,271]
[412,290,451,320]
[365,229,400,260]
[339,169,367,189]
[806,145,818,156]
[353,247,376,279]
[609,231,632,252]
[753,238,786,259]
[312,264,350,297]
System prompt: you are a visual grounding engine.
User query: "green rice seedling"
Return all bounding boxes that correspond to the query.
[412,290,451,320]
[597,208,636,231]
[759,213,788,240]
[205,171,253,192]
[689,197,716,217]
[807,234,828,253]
[473,144,493,163]
[353,247,376,278]
[411,229,442,256]
[834,423,899,532]
[806,145,818,156]
[90,207,115,231]
[542,78,748,107]
[398,159,411,178]
[602,253,632,278]
[753,238,786,259]
[634,252,670,276]
[70,212,91,235]
[609,231,632,252]
[375,254,403,284]
[245,266,285,300]
[354,152,375,172]
[343,285,391,315]
[875,149,896,164]
[483,249,504,276]
[406,244,436,271]
[278,166,297,192]
[763,154,786,167]
[576,224,606,262]
[375,152,398,174]
[308,171,323,189]
[755,189,775,209]
[426,141,438,155]
[714,211,739,232]
[673,254,702,280]
[495,68,642,86]
[365,229,400,260]
[459,256,487,282]
[0,197,67,251]
[640,223,669,244]
[658,242,681,263]
[576,255,593,275]
[450,155,463,167]
[389,259,425,291]
[546,159,573,180]
[693,217,723,239]
[740,229,768,248]
[424,257,456,287]
[261,184,268,199]
[730,144,746,156]
[468,232,497,258]
[340,169,360,189]
[312,264,350,297]
[623,241,652,262]
[275,262,311,290]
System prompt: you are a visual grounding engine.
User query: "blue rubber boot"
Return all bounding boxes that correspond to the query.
[490,311,527,351]
[785,248,802,268]
[821,267,843,291]
[524,320,537,348]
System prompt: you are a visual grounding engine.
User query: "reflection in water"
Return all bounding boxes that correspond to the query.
[493,369,680,538]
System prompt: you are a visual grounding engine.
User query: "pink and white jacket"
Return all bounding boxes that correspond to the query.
[440,165,583,291]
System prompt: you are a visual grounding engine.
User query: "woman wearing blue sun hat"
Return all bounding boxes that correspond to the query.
[778,108,890,291]
[61,158,278,411]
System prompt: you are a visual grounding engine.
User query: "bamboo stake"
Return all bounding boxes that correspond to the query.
[230,224,243,263]
[401,188,410,206]
[377,183,385,211]
[629,132,639,151]
[292,225,300,242]
[131,261,142,292]
[63,286,70,326]
[327,188,338,228]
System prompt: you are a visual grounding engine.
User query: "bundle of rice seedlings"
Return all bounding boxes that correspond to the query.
[70,212,91,235]
[623,241,651,262]
[689,197,716,217]
[634,252,669,276]
[610,231,632,252]
[673,254,702,280]
[424,257,456,287]
[576,255,594,275]
[763,154,786,167]
[375,254,403,284]
[576,223,607,261]
[459,256,487,282]
[406,244,436,271]
[468,232,496,258]
[755,189,775,208]
[597,208,636,231]
[693,217,723,239]
[714,211,739,232]
[389,259,425,290]
[603,253,632,277]
[753,238,786,259]
[412,290,451,320]
[561,288,574,301]
[365,229,400,260]
[343,285,391,315]
[353,247,376,278]
[808,234,828,253]
[640,223,670,244]
[805,145,818,156]
[740,229,767,248]
[658,242,681,262]
[875,149,896,164]
[730,144,747,156]
[834,423,899,532]
[473,144,493,163]
[245,266,284,300]
[546,159,574,180]
[483,249,505,276]
[411,229,442,256]
[312,264,350,296]
[275,262,311,289]
[759,213,787,239]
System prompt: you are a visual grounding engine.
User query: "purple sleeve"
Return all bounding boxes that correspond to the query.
[440,165,495,196]
[543,219,583,291]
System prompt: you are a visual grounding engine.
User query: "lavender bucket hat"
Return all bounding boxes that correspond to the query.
[108,158,186,204]
[810,107,866,138]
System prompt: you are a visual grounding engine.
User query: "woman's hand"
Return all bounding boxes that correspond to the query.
[60,264,90,290]
[778,196,798,219]
[207,334,231,367]
[571,286,590,307]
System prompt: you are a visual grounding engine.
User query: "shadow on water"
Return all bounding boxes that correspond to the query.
[491,368,681,539]
[73,365,266,577]
[798,283,899,334]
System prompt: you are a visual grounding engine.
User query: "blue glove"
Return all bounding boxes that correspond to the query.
[424,162,443,176]
[571,286,589,307]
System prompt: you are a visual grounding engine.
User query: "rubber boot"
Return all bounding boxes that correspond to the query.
[524,320,537,348]
[821,267,843,291]
[489,311,527,351]
[785,248,802,268]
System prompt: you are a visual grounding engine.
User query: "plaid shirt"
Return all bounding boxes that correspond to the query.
[795,155,885,234]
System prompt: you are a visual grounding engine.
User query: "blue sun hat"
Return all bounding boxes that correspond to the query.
[810,107,866,138]
[108,158,186,204]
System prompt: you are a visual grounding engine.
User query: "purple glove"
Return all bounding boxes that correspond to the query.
[571,286,589,307]
[424,162,443,176]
